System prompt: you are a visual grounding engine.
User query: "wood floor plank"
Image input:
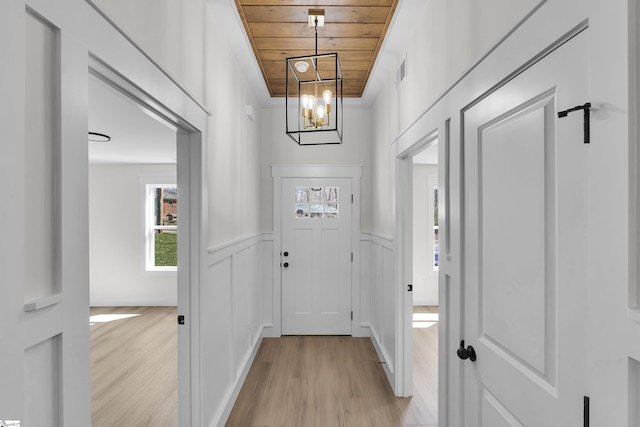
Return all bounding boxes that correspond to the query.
[91,306,438,427]
[90,306,177,427]
[227,310,439,427]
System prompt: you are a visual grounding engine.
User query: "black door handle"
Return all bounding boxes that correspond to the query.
[457,340,477,362]
[283,262,289,268]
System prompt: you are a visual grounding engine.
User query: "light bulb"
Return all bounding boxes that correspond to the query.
[301,95,309,109]
[323,90,332,104]
[318,105,325,118]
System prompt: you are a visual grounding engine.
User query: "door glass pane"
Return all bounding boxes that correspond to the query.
[325,203,338,218]
[295,186,339,219]
[309,187,323,202]
[324,187,338,202]
[296,187,308,202]
[295,203,309,218]
[310,203,323,218]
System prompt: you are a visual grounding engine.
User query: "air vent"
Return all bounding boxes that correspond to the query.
[396,56,407,86]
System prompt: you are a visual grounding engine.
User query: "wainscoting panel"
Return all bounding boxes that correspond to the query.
[359,237,372,328]
[366,234,396,384]
[24,335,61,427]
[203,234,265,426]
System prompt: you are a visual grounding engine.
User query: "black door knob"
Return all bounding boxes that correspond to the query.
[283,251,289,257]
[457,340,477,362]
[283,262,289,268]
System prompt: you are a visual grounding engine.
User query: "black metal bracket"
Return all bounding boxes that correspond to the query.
[584,396,590,427]
[557,102,591,144]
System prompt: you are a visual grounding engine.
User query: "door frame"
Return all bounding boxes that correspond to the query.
[395,130,439,398]
[88,56,208,426]
[272,165,363,337]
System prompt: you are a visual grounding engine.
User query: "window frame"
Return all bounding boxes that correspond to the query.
[140,176,177,274]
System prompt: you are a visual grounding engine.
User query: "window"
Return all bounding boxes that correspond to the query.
[295,186,339,219]
[142,178,177,272]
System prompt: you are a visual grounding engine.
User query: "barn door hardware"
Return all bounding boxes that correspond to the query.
[583,396,590,427]
[557,102,591,144]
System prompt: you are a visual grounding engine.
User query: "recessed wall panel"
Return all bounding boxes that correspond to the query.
[482,387,524,427]
[294,228,313,314]
[24,335,60,427]
[321,228,340,313]
[479,101,555,379]
[24,11,59,301]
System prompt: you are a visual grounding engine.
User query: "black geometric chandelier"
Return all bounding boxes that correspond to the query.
[285,9,343,145]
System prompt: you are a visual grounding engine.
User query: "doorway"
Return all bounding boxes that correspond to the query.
[395,130,440,414]
[411,142,439,422]
[86,57,206,426]
[272,165,362,337]
[281,177,353,335]
[87,72,179,425]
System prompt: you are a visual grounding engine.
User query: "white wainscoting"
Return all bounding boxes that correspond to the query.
[361,233,396,385]
[198,232,394,425]
[203,234,266,426]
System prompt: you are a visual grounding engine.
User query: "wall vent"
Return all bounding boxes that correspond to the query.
[396,56,407,87]
[399,57,407,82]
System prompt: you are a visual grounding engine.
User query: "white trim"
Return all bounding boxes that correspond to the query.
[90,297,178,307]
[24,293,63,312]
[218,334,263,425]
[394,131,439,397]
[140,177,178,273]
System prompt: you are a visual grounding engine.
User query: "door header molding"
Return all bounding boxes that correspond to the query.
[271,164,362,179]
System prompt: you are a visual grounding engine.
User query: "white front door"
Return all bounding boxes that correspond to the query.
[281,177,352,335]
[461,31,588,425]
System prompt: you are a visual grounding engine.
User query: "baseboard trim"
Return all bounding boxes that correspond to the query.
[218,331,264,426]
[370,330,394,387]
[90,297,177,307]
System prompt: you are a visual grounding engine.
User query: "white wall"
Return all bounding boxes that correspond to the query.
[93,0,263,248]
[259,107,372,233]
[92,0,205,103]
[204,5,262,246]
[89,164,177,306]
[372,0,542,236]
[413,164,438,306]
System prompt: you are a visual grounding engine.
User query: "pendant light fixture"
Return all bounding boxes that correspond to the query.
[286,9,343,145]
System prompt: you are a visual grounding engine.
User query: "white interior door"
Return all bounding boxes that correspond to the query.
[461,31,589,425]
[282,177,352,335]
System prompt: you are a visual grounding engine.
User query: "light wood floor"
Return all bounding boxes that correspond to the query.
[90,306,437,427]
[227,306,438,427]
[90,306,177,427]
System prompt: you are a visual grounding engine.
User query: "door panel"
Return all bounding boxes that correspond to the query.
[282,178,352,335]
[463,31,588,425]
[480,101,553,379]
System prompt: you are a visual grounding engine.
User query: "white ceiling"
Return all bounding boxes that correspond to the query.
[88,74,176,164]
[413,142,438,165]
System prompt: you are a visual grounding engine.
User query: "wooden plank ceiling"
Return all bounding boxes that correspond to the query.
[234,0,399,98]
